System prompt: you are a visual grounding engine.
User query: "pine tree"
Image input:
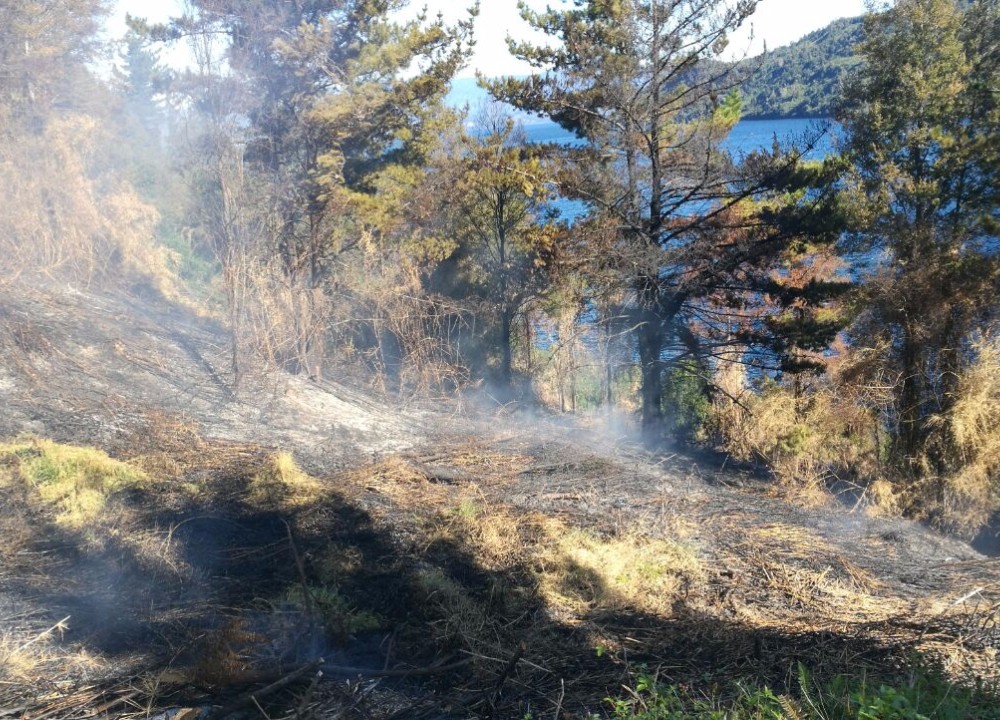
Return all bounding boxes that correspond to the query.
[449,106,559,393]
[152,0,474,378]
[838,0,1000,474]
[487,0,846,439]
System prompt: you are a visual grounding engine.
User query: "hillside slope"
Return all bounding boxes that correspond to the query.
[1,282,999,719]
[740,16,863,118]
[0,281,425,469]
[448,15,865,121]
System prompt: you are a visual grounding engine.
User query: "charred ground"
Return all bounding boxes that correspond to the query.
[1,282,1000,719]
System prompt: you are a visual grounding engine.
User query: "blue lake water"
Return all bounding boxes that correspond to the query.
[521,117,836,157]
[516,117,836,222]
[447,78,837,160]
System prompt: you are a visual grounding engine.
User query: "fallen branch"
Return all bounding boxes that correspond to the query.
[410,462,474,485]
[14,616,70,654]
[207,659,324,720]
[488,643,526,709]
[950,587,985,609]
[321,656,474,678]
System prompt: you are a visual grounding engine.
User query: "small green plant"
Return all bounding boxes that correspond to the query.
[283,584,381,637]
[598,662,1000,719]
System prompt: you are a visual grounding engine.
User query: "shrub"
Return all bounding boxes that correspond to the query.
[709,370,880,499]
[662,361,711,444]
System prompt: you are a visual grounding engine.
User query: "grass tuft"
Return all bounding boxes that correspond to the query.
[0,438,145,528]
[247,451,323,508]
[540,526,702,616]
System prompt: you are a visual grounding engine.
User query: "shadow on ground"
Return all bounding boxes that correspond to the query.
[1,438,993,719]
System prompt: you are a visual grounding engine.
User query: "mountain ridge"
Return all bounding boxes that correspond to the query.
[448,13,866,121]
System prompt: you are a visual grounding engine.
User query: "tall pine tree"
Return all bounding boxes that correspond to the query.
[489,0,846,438]
[839,0,1000,475]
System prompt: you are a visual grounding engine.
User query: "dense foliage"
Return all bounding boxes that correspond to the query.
[739,16,864,119]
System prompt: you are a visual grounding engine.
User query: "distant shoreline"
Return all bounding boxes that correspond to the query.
[741,113,831,122]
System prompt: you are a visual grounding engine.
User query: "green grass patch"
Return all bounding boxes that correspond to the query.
[283,584,382,637]
[0,438,146,527]
[597,663,1000,720]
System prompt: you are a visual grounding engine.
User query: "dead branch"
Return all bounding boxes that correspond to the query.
[409,461,474,485]
[488,642,526,710]
[207,659,325,720]
[321,656,474,678]
[14,616,70,654]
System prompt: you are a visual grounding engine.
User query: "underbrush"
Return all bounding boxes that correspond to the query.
[599,663,1000,720]
[707,341,1000,538]
[708,378,880,507]
[425,497,703,620]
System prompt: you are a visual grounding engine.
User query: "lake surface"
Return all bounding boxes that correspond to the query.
[448,78,837,160]
[518,117,836,222]
[522,117,836,158]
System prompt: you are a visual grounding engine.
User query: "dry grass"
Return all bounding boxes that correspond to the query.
[711,377,878,496]
[537,525,702,617]
[421,492,703,619]
[0,609,107,697]
[247,451,324,508]
[919,338,1000,537]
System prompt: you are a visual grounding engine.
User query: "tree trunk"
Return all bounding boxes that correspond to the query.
[500,307,513,391]
[897,322,923,472]
[637,305,665,438]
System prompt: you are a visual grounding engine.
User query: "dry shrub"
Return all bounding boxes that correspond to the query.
[709,361,880,502]
[0,114,180,295]
[920,338,1000,537]
[329,233,472,397]
[865,478,903,518]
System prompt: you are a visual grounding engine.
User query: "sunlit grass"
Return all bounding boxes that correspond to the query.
[539,526,703,616]
[247,451,323,508]
[0,438,146,528]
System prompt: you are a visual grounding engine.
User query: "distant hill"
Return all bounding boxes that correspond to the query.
[450,13,867,122]
[740,16,864,119]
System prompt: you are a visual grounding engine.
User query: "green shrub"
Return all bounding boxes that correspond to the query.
[662,361,710,443]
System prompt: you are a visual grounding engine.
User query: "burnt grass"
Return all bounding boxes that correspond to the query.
[1,282,1000,718]
[0,434,997,720]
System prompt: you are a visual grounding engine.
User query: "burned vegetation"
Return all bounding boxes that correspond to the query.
[0,286,998,719]
[2,0,1000,718]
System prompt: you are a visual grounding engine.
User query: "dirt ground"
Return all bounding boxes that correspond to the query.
[1,281,999,719]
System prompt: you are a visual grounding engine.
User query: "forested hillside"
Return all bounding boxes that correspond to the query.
[450,16,866,120]
[740,16,864,118]
[1,0,998,544]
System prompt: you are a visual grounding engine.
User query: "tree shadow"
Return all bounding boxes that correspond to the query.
[3,442,996,719]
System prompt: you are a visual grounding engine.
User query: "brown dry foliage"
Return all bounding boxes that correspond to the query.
[709,361,881,502]
[919,338,1000,537]
[0,115,180,294]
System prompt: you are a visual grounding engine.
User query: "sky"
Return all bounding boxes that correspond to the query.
[110,0,869,78]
